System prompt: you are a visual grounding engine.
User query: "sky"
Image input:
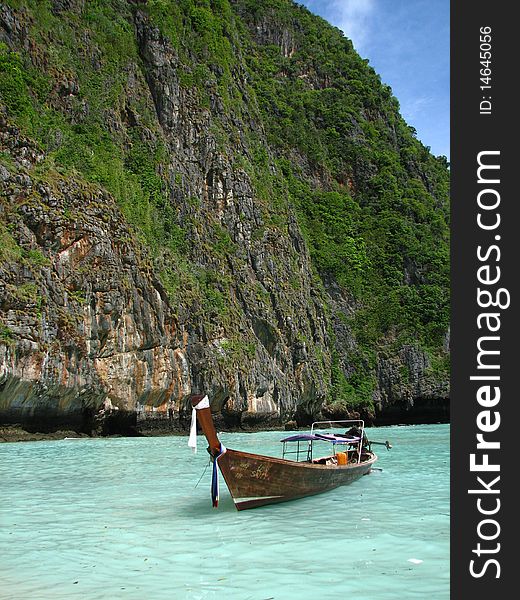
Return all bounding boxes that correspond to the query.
[300,0,450,159]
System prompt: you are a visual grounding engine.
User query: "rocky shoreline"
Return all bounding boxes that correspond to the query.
[1,407,449,443]
[0,426,91,443]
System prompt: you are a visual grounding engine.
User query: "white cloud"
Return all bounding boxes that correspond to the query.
[329,0,378,53]
[401,95,433,123]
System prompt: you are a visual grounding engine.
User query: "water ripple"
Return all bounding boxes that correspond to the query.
[0,424,449,599]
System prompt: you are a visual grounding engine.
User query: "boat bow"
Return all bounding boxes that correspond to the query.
[189,394,227,506]
[189,394,221,456]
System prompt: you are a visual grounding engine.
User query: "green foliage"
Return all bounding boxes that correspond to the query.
[328,327,377,409]
[159,258,231,327]
[220,336,256,365]
[0,42,41,126]
[234,0,450,398]
[143,0,238,109]
[68,290,87,305]
[23,249,51,267]
[210,223,236,257]
[15,283,40,305]
[143,0,183,47]
[1,2,190,264]
[283,170,369,293]
[0,223,24,264]
[0,323,14,344]
[427,351,451,379]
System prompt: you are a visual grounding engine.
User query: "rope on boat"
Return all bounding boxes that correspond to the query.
[211,443,227,508]
[194,457,211,489]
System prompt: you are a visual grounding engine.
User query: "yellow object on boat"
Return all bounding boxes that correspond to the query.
[336,452,347,465]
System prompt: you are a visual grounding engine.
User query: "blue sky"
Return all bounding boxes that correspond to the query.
[300,0,450,159]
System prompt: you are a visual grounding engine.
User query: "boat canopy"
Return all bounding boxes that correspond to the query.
[280,433,360,444]
[280,420,367,464]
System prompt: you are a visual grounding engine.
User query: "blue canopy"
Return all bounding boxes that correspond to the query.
[280,433,360,443]
[280,434,319,442]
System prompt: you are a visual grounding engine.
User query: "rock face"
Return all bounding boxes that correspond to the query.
[0,114,190,432]
[0,0,449,433]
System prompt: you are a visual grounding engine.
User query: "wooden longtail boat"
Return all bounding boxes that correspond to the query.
[189,394,390,511]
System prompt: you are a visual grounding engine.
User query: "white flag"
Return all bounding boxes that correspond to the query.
[187,395,210,453]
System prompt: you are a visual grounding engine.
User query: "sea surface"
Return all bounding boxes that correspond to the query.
[0,424,449,600]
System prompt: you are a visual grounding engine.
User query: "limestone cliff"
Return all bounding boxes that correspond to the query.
[1,113,191,432]
[0,0,449,433]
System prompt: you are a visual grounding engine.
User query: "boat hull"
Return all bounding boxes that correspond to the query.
[217,449,377,510]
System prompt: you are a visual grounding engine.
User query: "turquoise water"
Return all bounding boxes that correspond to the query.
[0,424,449,599]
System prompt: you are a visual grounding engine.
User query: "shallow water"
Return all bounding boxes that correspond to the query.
[0,424,449,599]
